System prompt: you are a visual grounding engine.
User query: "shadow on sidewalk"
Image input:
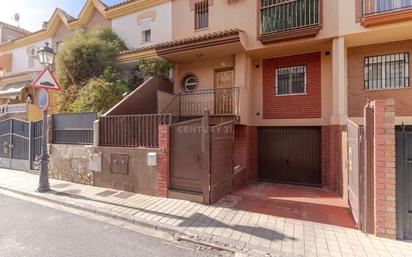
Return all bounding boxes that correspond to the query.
[49,189,293,242]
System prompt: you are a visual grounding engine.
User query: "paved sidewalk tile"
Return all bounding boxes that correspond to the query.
[0,168,411,257]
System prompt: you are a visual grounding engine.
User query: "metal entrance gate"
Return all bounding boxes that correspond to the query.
[347,120,364,227]
[396,127,412,240]
[170,112,234,204]
[0,118,42,172]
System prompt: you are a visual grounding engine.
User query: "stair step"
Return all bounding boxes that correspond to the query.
[168,189,203,203]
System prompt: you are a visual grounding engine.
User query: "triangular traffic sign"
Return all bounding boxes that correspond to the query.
[32,67,62,90]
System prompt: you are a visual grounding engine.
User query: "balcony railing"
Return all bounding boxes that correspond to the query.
[363,0,412,16]
[0,103,27,115]
[160,87,240,119]
[260,0,321,35]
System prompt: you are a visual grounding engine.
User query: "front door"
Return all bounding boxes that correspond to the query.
[396,128,412,240]
[214,69,234,115]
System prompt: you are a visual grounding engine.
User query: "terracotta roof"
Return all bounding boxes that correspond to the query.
[156,29,241,49]
[0,22,31,34]
[120,29,242,56]
[56,8,76,22]
[105,0,136,10]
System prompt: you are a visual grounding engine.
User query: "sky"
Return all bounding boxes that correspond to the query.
[0,0,123,32]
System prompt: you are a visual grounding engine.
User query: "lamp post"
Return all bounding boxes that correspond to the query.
[36,42,55,193]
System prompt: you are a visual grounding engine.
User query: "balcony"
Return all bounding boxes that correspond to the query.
[159,87,240,121]
[258,0,322,44]
[362,0,412,27]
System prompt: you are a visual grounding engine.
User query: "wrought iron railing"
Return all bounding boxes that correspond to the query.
[160,87,240,119]
[260,0,321,35]
[0,103,27,114]
[363,0,412,16]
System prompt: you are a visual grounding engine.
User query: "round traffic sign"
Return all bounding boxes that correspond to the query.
[35,88,49,111]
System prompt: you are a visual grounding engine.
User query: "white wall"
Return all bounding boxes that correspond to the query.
[111,1,172,49]
[6,38,52,75]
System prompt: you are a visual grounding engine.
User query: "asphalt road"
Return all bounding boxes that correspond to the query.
[0,193,227,257]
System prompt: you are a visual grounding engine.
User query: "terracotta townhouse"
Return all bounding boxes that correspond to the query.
[1,0,411,241]
[105,0,412,241]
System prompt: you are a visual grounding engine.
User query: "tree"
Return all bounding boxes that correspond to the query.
[55,27,130,114]
[136,59,172,80]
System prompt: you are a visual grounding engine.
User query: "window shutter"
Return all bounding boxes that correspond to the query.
[140,19,151,32]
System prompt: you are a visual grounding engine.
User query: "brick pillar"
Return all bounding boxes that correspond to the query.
[321,125,342,192]
[369,99,396,239]
[233,125,257,183]
[158,125,170,198]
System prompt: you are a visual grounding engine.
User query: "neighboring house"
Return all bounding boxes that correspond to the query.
[110,0,412,240]
[0,0,172,120]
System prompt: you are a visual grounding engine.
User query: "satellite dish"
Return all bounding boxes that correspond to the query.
[14,13,20,27]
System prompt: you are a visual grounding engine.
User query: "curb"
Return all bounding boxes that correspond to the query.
[0,185,279,256]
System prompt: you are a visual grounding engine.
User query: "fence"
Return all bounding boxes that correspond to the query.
[160,87,240,119]
[260,0,321,34]
[99,114,172,148]
[52,112,97,145]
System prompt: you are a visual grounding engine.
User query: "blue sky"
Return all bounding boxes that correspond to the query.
[0,0,123,32]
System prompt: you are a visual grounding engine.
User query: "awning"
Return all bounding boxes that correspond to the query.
[0,80,31,99]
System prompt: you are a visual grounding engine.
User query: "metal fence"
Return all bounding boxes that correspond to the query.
[160,87,240,119]
[99,114,172,148]
[260,0,321,34]
[52,112,97,145]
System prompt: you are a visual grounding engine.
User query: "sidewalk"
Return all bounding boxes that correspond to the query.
[0,169,411,257]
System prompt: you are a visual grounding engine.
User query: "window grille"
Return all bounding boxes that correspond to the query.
[276,65,307,95]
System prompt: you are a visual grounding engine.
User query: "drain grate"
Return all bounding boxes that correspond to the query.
[52,183,70,189]
[114,192,134,199]
[95,190,118,197]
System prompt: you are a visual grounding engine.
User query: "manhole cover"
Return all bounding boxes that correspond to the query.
[96,190,118,197]
[114,192,134,199]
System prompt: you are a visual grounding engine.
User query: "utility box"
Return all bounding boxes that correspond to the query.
[88,152,102,172]
[147,152,157,167]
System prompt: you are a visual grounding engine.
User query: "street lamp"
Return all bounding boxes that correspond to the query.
[36,42,55,193]
[38,42,55,67]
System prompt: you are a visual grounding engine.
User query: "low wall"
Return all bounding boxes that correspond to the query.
[49,144,162,197]
[93,146,160,196]
[49,144,95,185]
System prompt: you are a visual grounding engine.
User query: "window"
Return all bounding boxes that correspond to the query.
[195,0,209,30]
[276,65,307,95]
[140,19,152,43]
[182,75,198,91]
[364,53,409,90]
[376,0,412,13]
[142,30,151,43]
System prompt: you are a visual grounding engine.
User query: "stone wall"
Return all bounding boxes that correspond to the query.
[49,144,163,197]
[48,144,95,185]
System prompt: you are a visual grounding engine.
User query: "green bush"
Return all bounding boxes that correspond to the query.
[136,59,172,80]
[55,27,132,114]
[67,77,128,115]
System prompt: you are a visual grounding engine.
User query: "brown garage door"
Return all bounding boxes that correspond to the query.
[258,127,321,185]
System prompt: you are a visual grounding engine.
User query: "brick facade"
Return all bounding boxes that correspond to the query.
[368,99,397,239]
[158,125,170,197]
[348,40,412,117]
[233,125,257,183]
[262,52,321,119]
[321,125,341,192]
